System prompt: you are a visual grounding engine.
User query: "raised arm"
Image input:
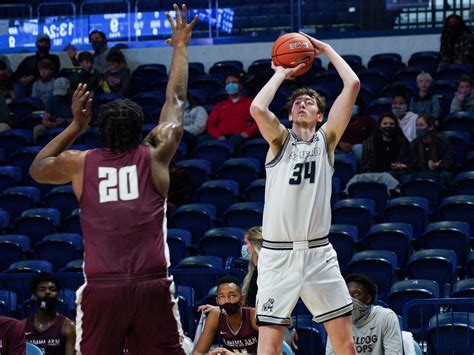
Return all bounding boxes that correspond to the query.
[29,83,91,185]
[249,63,304,157]
[301,33,360,153]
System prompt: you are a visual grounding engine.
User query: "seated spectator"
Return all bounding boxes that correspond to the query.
[410,72,441,124]
[167,159,195,216]
[407,115,454,190]
[450,74,474,113]
[183,91,208,153]
[241,226,263,308]
[21,273,76,355]
[89,30,111,74]
[326,274,403,355]
[64,44,80,67]
[0,60,15,104]
[33,78,72,143]
[193,276,259,355]
[206,73,257,149]
[69,51,103,94]
[32,59,55,106]
[0,95,12,131]
[338,95,377,154]
[12,33,60,98]
[440,14,474,68]
[346,113,409,193]
[392,92,418,142]
[103,49,130,96]
[0,315,25,354]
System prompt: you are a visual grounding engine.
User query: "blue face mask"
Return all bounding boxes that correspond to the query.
[225,82,239,95]
[416,128,430,138]
[392,105,407,118]
[184,102,190,111]
[241,245,250,259]
[351,105,359,119]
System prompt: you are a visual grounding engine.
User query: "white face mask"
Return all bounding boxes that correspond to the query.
[241,245,250,259]
[352,298,372,325]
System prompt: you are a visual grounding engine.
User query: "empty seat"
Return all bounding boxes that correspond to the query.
[35,236,78,271]
[384,197,429,241]
[0,235,26,272]
[348,181,388,215]
[6,260,52,274]
[196,180,239,218]
[0,192,34,220]
[194,140,233,172]
[332,199,375,239]
[245,179,266,203]
[64,208,81,234]
[408,51,440,76]
[357,69,389,93]
[334,154,357,189]
[167,229,192,267]
[223,202,264,229]
[44,185,78,219]
[170,203,216,244]
[367,97,392,118]
[443,111,474,142]
[454,171,474,195]
[400,179,440,215]
[14,208,61,246]
[199,227,245,260]
[426,312,474,355]
[240,138,269,170]
[176,159,212,189]
[0,290,17,316]
[440,195,474,239]
[218,158,260,191]
[4,187,41,204]
[328,224,358,275]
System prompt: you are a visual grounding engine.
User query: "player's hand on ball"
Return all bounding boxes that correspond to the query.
[72,83,92,128]
[299,32,328,56]
[271,61,305,80]
[165,3,198,47]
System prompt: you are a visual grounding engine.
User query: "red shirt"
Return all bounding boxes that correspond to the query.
[340,115,377,145]
[206,96,258,138]
[24,314,67,355]
[0,316,25,355]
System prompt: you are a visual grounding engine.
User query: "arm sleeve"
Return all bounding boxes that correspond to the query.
[382,311,403,355]
[186,106,208,135]
[206,104,224,138]
[7,320,26,355]
[360,139,373,173]
[31,82,39,97]
[450,96,461,113]
[431,96,441,120]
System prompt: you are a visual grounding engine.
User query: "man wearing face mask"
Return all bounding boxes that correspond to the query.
[21,273,76,355]
[193,276,259,355]
[12,34,61,98]
[326,274,403,355]
[89,30,111,74]
[391,93,418,142]
[206,73,258,149]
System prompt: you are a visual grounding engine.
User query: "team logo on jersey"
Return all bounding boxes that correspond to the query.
[262,298,274,312]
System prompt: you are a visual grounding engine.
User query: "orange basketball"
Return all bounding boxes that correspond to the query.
[271,33,315,77]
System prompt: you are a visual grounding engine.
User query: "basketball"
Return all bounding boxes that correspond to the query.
[271,33,315,77]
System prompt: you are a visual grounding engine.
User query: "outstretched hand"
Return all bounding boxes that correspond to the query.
[299,32,328,56]
[271,61,305,80]
[165,3,199,47]
[71,83,92,128]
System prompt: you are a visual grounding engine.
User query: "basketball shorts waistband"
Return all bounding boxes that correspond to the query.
[86,269,168,284]
[262,237,329,250]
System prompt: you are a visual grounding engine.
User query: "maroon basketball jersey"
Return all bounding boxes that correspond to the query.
[24,314,66,355]
[0,316,25,355]
[218,307,258,354]
[80,145,168,277]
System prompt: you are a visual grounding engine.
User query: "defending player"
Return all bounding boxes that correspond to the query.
[249,33,360,354]
[29,4,197,354]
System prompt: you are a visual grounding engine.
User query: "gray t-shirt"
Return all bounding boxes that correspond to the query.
[326,305,403,355]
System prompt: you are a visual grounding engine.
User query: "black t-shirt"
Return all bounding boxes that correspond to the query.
[374,140,398,172]
[246,268,258,308]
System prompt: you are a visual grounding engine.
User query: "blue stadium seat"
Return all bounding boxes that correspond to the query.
[43,233,82,253]
[199,227,245,260]
[8,146,41,176]
[430,80,457,103]
[0,131,29,157]
[437,63,471,82]
[0,273,37,305]
[131,91,164,119]
[0,166,22,187]
[176,285,195,337]
[329,55,365,73]
[4,186,41,204]
[35,236,77,271]
[218,158,260,192]
[443,112,474,142]
[64,208,81,234]
[440,195,474,239]
[366,223,413,271]
[209,63,241,81]
[407,249,457,296]
[334,154,357,189]
[188,75,222,96]
[0,209,8,231]
[384,197,429,241]
[81,127,99,147]
[328,224,358,275]
[467,252,474,278]
[194,140,233,172]
[59,259,83,273]
[367,97,392,118]
[225,257,248,283]
[0,234,29,253]
[332,198,375,239]
[196,179,239,218]
[201,286,217,306]
[37,128,65,147]
[422,221,469,268]
[467,151,474,171]
[176,159,212,189]
[6,260,52,274]
[439,131,469,169]
[223,202,264,229]
[312,71,343,98]
[167,229,192,268]
[0,290,16,316]
[357,69,389,93]
[55,271,84,291]
[348,250,397,300]
[240,138,269,170]
[15,208,61,246]
[400,179,440,215]
[408,51,440,76]
[348,181,388,216]
[245,179,266,203]
[0,236,24,272]
[131,68,168,93]
[170,203,216,244]
[451,279,474,302]
[44,185,78,219]
[426,312,474,355]
[381,82,415,100]
[393,67,422,91]
[387,279,439,337]
[454,171,474,195]
[0,192,35,220]
[291,315,327,354]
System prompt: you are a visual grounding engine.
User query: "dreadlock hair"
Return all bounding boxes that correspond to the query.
[98,99,144,153]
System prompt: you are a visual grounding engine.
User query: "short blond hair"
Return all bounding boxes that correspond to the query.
[417,72,433,82]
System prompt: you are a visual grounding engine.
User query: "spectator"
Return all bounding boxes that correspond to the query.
[64,44,80,67]
[407,115,454,189]
[241,226,263,308]
[12,33,60,98]
[21,273,76,355]
[450,74,474,112]
[33,78,72,143]
[182,91,208,153]
[206,73,257,149]
[0,60,15,103]
[410,72,441,123]
[0,315,25,355]
[440,14,474,68]
[0,95,12,131]
[346,112,409,193]
[69,51,103,94]
[103,49,130,96]
[89,30,111,74]
[392,92,418,142]
[337,95,377,153]
[326,274,403,355]
[167,159,195,215]
[31,59,56,106]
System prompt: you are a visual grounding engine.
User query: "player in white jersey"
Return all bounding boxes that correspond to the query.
[249,33,360,355]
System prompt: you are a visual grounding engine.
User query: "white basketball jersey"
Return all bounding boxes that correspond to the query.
[262,128,333,242]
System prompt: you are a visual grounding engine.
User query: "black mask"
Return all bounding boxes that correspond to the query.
[37,45,50,54]
[37,297,57,311]
[92,41,104,52]
[219,302,240,316]
[381,126,395,138]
